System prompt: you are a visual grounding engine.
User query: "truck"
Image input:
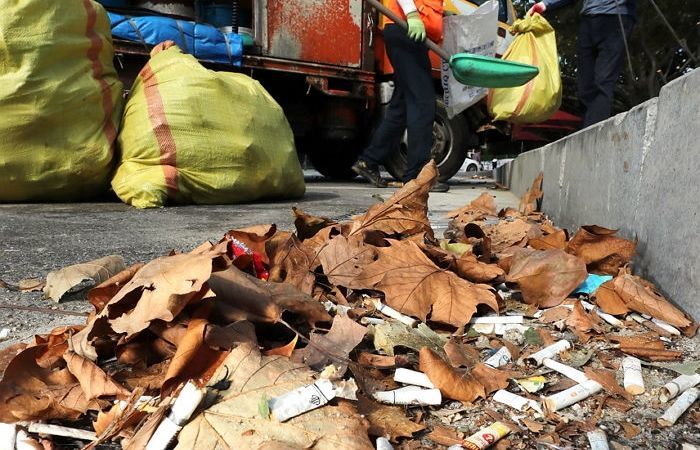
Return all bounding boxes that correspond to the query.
[112,0,556,181]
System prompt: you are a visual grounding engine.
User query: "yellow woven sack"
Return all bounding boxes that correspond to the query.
[113,43,305,208]
[487,14,562,123]
[0,0,123,201]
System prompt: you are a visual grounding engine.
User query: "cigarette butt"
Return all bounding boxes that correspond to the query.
[26,423,97,441]
[15,430,42,450]
[268,379,336,422]
[472,323,497,334]
[376,437,394,450]
[147,382,205,450]
[660,374,700,402]
[650,318,681,336]
[493,389,543,414]
[373,300,417,327]
[484,346,512,368]
[525,340,571,366]
[628,313,673,337]
[621,356,645,395]
[462,421,511,450]
[542,358,589,384]
[542,379,603,413]
[658,387,699,426]
[447,446,465,450]
[394,368,435,389]
[360,317,385,325]
[0,423,17,450]
[372,386,442,406]
[586,429,610,450]
[470,316,524,325]
[581,302,623,327]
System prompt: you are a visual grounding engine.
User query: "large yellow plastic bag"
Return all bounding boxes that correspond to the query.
[487,14,562,123]
[0,0,123,201]
[113,43,305,208]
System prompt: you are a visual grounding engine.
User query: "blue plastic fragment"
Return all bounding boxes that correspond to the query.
[573,274,613,295]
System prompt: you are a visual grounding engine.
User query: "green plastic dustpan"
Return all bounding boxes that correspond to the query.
[449,53,540,88]
[365,0,539,88]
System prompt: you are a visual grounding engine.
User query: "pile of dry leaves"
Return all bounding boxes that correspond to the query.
[0,162,698,450]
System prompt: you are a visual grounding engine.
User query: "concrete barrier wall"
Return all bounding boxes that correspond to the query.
[496,68,700,320]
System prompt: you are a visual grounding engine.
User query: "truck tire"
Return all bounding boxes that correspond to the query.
[384,99,471,182]
[307,138,360,180]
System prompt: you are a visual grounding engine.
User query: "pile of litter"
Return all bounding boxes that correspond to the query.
[0,162,697,450]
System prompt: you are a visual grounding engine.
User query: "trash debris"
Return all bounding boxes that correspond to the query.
[525,340,571,366]
[493,389,542,414]
[543,379,603,412]
[659,374,700,402]
[462,421,511,450]
[268,379,336,422]
[27,423,96,441]
[484,346,512,368]
[621,356,645,395]
[394,368,435,389]
[657,387,699,426]
[373,386,443,406]
[515,376,547,393]
[147,382,204,450]
[586,429,610,450]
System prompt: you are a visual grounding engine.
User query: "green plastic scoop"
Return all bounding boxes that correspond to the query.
[365,0,539,88]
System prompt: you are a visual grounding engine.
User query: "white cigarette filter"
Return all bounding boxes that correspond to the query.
[586,429,610,450]
[657,387,699,427]
[470,316,524,325]
[462,421,511,450]
[492,389,542,415]
[542,358,589,384]
[525,340,571,366]
[472,323,529,336]
[650,318,681,336]
[269,379,336,422]
[581,301,623,327]
[0,422,17,450]
[621,356,645,395]
[372,386,442,406]
[146,382,206,450]
[484,346,512,368]
[660,373,700,403]
[373,300,417,327]
[543,379,603,413]
[394,368,435,389]
[360,317,385,325]
[376,437,395,450]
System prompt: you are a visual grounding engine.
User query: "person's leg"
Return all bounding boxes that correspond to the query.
[585,15,633,126]
[576,16,598,128]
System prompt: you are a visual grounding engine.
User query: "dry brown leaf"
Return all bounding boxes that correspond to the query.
[520,172,544,215]
[566,226,635,275]
[223,224,277,264]
[618,347,683,361]
[357,240,499,327]
[621,422,641,438]
[426,425,464,446]
[357,353,408,369]
[454,253,505,283]
[529,230,568,251]
[566,301,602,336]
[92,403,123,436]
[293,207,337,241]
[595,270,693,330]
[539,306,571,323]
[209,266,330,326]
[18,278,45,292]
[357,395,425,441]
[318,234,378,288]
[446,192,497,218]
[419,347,485,402]
[605,397,634,412]
[33,325,84,369]
[506,249,587,307]
[522,418,545,433]
[44,255,127,302]
[0,342,28,378]
[175,342,372,450]
[471,363,519,395]
[87,263,145,314]
[485,219,534,254]
[268,233,318,294]
[444,339,480,368]
[349,161,436,238]
[264,335,299,357]
[63,351,130,401]
[609,334,664,349]
[583,368,632,400]
[292,314,367,374]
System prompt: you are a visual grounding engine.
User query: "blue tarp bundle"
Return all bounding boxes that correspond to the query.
[108,13,243,66]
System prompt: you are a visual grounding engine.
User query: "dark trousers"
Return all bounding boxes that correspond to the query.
[361,24,435,182]
[577,14,634,127]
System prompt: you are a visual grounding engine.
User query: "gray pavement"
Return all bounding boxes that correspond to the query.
[0,173,518,346]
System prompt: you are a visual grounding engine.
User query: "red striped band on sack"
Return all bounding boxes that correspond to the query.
[82,0,118,152]
[140,64,179,197]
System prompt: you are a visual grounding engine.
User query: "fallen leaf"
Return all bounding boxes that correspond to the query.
[566,301,602,340]
[63,351,130,400]
[175,342,372,450]
[523,327,544,346]
[522,418,545,433]
[318,234,377,288]
[264,335,299,357]
[373,321,445,356]
[566,226,635,275]
[539,306,571,323]
[92,403,123,436]
[44,255,126,302]
[485,219,533,254]
[426,425,464,446]
[619,347,683,361]
[293,207,337,240]
[357,395,425,441]
[604,397,634,412]
[444,339,481,368]
[18,278,45,292]
[583,368,632,401]
[644,359,700,376]
[620,422,641,438]
[419,347,485,403]
[506,249,587,307]
[446,192,497,218]
[292,315,367,374]
[357,240,499,326]
[471,363,519,395]
[519,172,543,215]
[268,234,318,294]
[0,342,28,378]
[529,230,568,251]
[87,263,145,314]
[223,224,277,264]
[357,353,407,369]
[349,161,435,238]
[454,253,505,283]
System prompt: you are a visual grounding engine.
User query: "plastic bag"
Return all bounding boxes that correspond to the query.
[0,0,123,201]
[112,43,305,208]
[441,0,499,119]
[487,13,562,123]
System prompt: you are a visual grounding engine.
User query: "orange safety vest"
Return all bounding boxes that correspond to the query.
[383,0,444,43]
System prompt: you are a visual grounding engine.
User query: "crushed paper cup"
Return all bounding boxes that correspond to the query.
[543,379,602,413]
[462,421,511,450]
[658,387,699,426]
[269,379,336,422]
[660,374,700,403]
[622,356,645,395]
[373,386,442,406]
[394,368,435,389]
[525,340,571,366]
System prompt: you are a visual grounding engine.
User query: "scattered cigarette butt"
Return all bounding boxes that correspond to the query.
[394,368,435,389]
[27,423,97,441]
[462,421,511,450]
[373,300,417,327]
[0,328,9,341]
[470,315,524,325]
[147,381,205,450]
[484,346,512,368]
[373,386,442,406]
[360,317,385,325]
[628,313,674,337]
[472,323,529,336]
[581,301,623,327]
[268,379,336,422]
[621,356,645,395]
[586,429,610,450]
[543,379,603,413]
[650,318,681,336]
[658,387,699,426]
[660,374,700,402]
[525,340,571,366]
[0,422,17,450]
[493,389,542,414]
[542,358,589,384]
[376,436,394,450]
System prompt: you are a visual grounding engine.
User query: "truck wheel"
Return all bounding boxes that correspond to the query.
[384,99,471,182]
[307,138,360,180]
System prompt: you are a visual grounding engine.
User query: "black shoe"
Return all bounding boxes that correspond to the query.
[430,181,450,193]
[352,160,387,187]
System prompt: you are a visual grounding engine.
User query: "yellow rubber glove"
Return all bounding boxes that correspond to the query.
[406,12,426,42]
